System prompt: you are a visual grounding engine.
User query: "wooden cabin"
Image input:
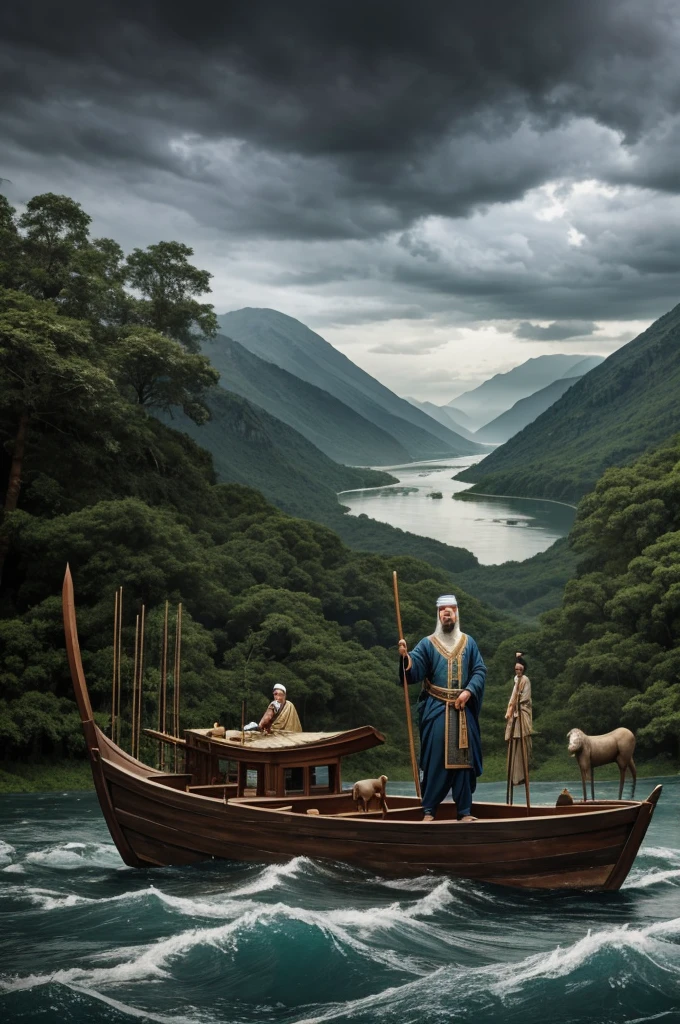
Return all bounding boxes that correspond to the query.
[144,725,385,800]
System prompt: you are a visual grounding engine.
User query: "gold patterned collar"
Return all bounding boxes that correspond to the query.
[429,632,468,661]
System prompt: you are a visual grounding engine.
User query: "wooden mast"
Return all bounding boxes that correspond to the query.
[111,589,119,740]
[173,602,182,771]
[158,600,169,769]
[115,586,123,745]
[136,604,145,760]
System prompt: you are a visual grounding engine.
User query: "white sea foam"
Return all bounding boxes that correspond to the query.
[623,867,680,889]
[227,855,311,896]
[2,863,25,874]
[641,846,680,864]
[0,840,16,867]
[64,984,213,1024]
[24,841,122,870]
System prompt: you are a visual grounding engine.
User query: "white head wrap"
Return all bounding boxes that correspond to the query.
[432,595,462,651]
[272,684,286,694]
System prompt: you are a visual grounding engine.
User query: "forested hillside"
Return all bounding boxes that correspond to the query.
[0,191,509,783]
[481,436,680,771]
[457,304,680,503]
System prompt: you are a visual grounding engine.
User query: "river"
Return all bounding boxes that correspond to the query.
[339,455,576,565]
[1,780,678,1023]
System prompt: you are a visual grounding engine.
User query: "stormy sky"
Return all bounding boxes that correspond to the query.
[3,0,680,400]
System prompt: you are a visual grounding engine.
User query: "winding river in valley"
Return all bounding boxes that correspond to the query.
[339,454,576,564]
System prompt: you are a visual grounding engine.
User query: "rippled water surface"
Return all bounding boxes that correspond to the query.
[1,778,678,1023]
[339,456,576,564]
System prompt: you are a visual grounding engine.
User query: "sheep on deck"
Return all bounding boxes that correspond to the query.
[567,727,636,801]
[352,775,389,816]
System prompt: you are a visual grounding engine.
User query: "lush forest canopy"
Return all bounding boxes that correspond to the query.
[1,192,678,787]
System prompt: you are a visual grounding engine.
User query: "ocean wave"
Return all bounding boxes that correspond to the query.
[285,917,680,1024]
[0,840,16,868]
[623,867,680,889]
[23,841,122,871]
[0,889,466,996]
[641,846,680,864]
[227,855,314,896]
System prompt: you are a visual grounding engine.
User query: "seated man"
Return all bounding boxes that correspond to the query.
[258,685,302,734]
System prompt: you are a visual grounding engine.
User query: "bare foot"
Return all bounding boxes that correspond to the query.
[422,814,435,822]
[458,815,477,822]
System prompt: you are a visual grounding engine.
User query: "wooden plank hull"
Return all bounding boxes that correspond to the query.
[62,566,662,890]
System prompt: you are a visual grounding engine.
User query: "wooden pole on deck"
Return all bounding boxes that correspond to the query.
[116,587,123,745]
[136,604,145,760]
[132,613,139,756]
[392,571,421,799]
[158,600,169,769]
[111,589,119,740]
[173,603,182,771]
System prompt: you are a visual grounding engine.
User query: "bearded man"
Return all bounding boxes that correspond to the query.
[258,685,302,734]
[398,594,486,822]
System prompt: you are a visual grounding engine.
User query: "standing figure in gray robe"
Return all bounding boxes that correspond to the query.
[505,654,533,785]
[398,594,486,822]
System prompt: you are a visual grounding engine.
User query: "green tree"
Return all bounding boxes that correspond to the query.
[111,328,219,424]
[0,291,116,582]
[18,193,92,301]
[125,241,218,350]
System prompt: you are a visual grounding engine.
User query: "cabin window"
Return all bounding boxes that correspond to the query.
[284,767,305,793]
[311,766,329,788]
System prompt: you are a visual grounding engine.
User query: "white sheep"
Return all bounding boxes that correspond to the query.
[567,727,636,801]
[352,775,389,815]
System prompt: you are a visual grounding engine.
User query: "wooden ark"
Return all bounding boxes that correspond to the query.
[63,567,662,890]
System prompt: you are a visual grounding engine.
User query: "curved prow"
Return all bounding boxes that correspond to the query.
[62,565,94,727]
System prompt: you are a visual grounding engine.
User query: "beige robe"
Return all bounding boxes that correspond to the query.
[505,674,532,785]
[259,699,302,733]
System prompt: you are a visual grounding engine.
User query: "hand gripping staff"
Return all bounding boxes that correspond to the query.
[392,571,421,799]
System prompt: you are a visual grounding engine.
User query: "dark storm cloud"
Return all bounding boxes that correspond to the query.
[2,0,680,241]
[514,321,597,341]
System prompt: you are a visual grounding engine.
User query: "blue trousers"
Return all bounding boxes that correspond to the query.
[419,698,478,817]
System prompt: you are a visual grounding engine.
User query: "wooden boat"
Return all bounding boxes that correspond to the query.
[63,568,662,890]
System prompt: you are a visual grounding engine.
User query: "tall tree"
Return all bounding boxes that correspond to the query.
[18,193,92,301]
[125,241,218,350]
[111,328,219,423]
[0,290,116,583]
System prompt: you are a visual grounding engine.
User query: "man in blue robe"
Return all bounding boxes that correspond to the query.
[398,594,486,822]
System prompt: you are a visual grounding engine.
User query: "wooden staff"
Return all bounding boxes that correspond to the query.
[116,587,123,745]
[241,698,246,746]
[516,677,531,810]
[392,571,421,799]
[111,589,119,740]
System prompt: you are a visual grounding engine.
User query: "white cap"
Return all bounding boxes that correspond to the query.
[273,684,286,694]
[436,594,457,608]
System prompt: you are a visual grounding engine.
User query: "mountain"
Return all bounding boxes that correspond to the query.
[159,388,395,521]
[559,356,603,379]
[216,308,482,459]
[446,354,604,429]
[455,304,680,504]
[200,334,411,465]
[405,398,478,441]
[474,376,581,443]
[162,387,479,573]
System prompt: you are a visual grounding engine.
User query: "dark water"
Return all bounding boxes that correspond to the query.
[1,778,678,1024]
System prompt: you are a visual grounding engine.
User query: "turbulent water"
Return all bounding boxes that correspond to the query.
[338,456,576,565]
[1,778,678,1024]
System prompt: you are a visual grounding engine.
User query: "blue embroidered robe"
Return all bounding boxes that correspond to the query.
[401,634,486,815]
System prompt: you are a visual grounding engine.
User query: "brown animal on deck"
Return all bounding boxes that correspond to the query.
[207,722,225,738]
[352,776,389,816]
[567,727,636,801]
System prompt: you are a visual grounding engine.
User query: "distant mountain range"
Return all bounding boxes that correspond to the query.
[456,303,680,503]
[201,334,411,466]
[216,308,482,461]
[474,376,581,443]
[404,398,478,441]
[446,354,604,429]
